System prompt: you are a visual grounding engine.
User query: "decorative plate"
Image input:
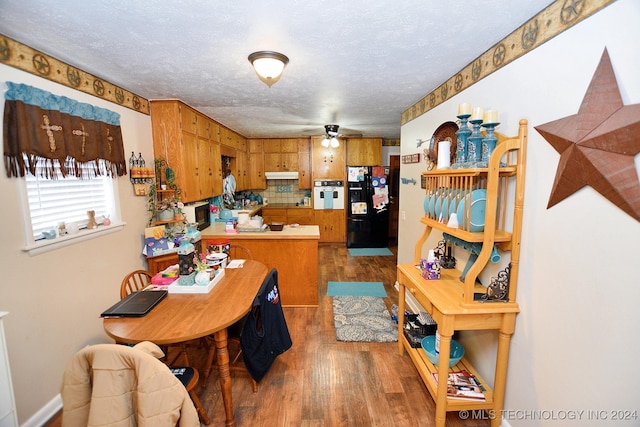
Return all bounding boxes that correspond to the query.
[424,121,459,170]
[457,189,487,232]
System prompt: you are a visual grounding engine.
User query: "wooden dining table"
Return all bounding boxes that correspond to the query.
[103,260,269,427]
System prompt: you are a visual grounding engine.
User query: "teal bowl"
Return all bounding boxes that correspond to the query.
[421,335,464,367]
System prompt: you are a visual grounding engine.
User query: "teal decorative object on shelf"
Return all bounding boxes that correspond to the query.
[421,335,464,367]
[453,113,471,167]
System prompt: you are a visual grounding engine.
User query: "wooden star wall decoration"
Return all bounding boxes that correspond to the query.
[535,48,640,222]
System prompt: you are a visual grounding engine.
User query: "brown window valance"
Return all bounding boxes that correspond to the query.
[3,82,126,178]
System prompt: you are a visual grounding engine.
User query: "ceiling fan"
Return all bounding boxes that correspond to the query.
[321,124,341,147]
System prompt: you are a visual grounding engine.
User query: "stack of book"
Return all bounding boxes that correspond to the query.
[433,370,485,401]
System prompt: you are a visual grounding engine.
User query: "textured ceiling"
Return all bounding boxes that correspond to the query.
[0,0,552,139]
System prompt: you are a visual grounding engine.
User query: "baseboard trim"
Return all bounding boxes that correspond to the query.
[23,394,62,427]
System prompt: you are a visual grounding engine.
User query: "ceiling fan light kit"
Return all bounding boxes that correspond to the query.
[248,51,289,87]
[321,124,340,147]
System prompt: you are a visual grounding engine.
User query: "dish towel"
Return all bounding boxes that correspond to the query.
[323,191,334,209]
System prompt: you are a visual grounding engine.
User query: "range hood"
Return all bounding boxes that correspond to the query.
[265,171,299,180]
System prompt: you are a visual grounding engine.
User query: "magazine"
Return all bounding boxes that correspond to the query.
[433,370,486,401]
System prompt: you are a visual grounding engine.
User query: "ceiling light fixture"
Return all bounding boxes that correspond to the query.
[321,124,340,148]
[248,51,289,87]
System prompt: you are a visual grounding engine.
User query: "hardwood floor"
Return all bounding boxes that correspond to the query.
[46,243,489,426]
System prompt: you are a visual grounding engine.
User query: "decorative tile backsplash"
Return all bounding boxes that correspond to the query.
[260,179,309,205]
[276,184,293,193]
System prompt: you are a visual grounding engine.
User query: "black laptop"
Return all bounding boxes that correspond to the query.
[100,290,168,318]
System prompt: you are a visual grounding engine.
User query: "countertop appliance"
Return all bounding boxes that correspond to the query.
[183,200,211,231]
[346,166,390,248]
[313,180,345,210]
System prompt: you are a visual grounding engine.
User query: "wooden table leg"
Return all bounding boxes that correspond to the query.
[214,328,235,427]
[435,331,451,427]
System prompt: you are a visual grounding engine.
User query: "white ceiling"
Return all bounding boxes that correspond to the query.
[0,0,552,139]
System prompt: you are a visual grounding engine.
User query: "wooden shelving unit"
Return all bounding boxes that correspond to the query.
[397,119,528,427]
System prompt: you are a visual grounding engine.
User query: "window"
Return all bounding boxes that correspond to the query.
[20,157,122,253]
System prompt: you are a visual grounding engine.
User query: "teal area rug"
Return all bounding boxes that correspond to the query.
[348,247,393,256]
[327,281,387,297]
[333,296,397,342]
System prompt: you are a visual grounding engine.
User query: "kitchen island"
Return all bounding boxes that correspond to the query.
[201,222,320,306]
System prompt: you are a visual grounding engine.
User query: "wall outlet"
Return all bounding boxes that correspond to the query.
[401,211,406,221]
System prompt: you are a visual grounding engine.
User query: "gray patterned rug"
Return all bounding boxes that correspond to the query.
[332,296,398,342]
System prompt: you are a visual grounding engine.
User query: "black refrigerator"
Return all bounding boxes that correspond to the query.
[346,166,390,248]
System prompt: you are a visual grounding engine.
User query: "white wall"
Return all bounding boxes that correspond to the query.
[399,1,640,425]
[0,63,154,424]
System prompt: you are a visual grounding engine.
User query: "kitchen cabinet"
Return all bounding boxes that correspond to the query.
[219,127,233,147]
[286,207,314,225]
[396,120,528,427]
[197,133,215,197]
[263,138,300,172]
[146,252,179,275]
[346,137,382,166]
[263,138,298,153]
[261,207,313,225]
[235,149,248,191]
[247,151,266,189]
[220,126,246,150]
[311,136,346,180]
[211,140,223,195]
[298,138,311,189]
[249,139,264,153]
[150,100,223,203]
[261,208,287,224]
[264,152,298,172]
[314,210,345,243]
[201,223,320,306]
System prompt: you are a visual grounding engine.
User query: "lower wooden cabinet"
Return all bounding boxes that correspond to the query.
[314,210,345,243]
[262,207,313,225]
[146,252,178,275]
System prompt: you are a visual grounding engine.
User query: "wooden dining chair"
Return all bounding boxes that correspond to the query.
[119,269,192,367]
[120,270,153,299]
[170,366,210,425]
[228,244,253,261]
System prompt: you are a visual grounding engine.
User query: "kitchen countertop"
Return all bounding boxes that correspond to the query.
[261,203,312,209]
[201,221,320,240]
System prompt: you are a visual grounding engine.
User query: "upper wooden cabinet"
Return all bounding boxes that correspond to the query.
[249,139,264,153]
[297,138,311,188]
[263,138,298,153]
[264,152,298,172]
[220,126,246,150]
[346,137,382,165]
[247,151,266,189]
[150,100,223,203]
[311,136,346,181]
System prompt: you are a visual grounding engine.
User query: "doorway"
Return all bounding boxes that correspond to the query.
[388,155,400,242]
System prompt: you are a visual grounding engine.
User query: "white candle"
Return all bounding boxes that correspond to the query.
[437,141,451,169]
[483,110,499,124]
[471,107,483,121]
[457,103,471,116]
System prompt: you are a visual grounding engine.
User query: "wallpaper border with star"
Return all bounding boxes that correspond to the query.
[0,34,150,115]
[401,0,616,125]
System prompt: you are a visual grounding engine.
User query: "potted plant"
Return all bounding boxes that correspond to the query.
[157,196,177,221]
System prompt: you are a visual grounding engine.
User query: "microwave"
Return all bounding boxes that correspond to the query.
[183,201,211,231]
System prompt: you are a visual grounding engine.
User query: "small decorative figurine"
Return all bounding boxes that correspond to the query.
[86,210,98,229]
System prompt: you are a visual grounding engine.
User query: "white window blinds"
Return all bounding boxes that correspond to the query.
[24,159,115,240]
